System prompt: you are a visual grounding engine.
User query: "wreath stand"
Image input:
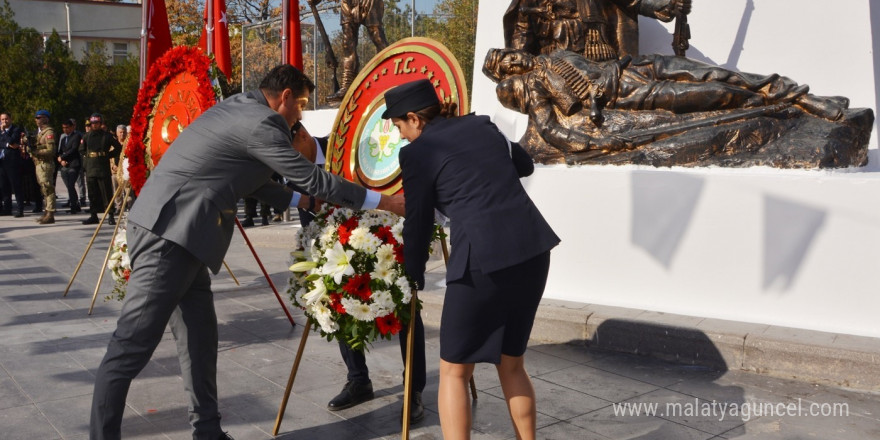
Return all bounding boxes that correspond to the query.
[271,235,477,439]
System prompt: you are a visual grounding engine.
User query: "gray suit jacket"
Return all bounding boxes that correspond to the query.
[129,90,367,273]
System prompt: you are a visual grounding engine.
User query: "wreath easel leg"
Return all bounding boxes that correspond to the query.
[234,217,296,327]
[88,185,130,314]
[401,290,418,440]
[64,181,125,298]
[221,260,240,285]
[272,318,312,436]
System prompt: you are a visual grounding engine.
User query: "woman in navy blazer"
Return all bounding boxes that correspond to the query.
[387,79,560,440]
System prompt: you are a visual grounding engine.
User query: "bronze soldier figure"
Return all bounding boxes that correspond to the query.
[324,0,388,101]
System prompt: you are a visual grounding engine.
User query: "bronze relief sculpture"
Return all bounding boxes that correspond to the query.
[490,0,873,168]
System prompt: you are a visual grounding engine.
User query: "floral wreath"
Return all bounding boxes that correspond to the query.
[288,206,445,351]
[126,46,218,195]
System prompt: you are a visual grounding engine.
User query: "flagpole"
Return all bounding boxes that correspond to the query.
[139,0,148,84]
[207,0,214,55]
[282,0,290,64]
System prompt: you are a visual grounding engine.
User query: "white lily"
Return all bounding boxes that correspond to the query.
[289,261,318,272]
[321,242,355,284]
[303,280,327,306]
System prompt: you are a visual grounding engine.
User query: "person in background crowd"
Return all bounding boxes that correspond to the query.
[78,118,90,207]
[57,118,83,214]
[29,110,57,225]
[0,112,25,217]
[80,113,121,225]
[387,79,560,440]
[111,124,128,214]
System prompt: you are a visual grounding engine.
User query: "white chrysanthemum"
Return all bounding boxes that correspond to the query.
[333,207,355,222]
[376,244,395,266]
[391,219,404,243]
[120,251,131,269]
[348,227,371,251]
[371,289,395,311]
[341,297,376,321]
[361,232,382,254]
[313,303,339,333]
[319,225,337,247]
[321,242,355,284]
[395,277,413,304]
[371,264,396,285]
[292,287,307,307]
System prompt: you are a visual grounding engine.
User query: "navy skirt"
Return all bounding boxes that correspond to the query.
[439,251,551,364]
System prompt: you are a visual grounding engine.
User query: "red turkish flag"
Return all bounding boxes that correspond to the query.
[145,0,172,69]
[199,0,233,79]
[283,0,303,69]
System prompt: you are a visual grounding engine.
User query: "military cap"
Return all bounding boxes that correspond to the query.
[35,109,50,118]
[381,79,440,119]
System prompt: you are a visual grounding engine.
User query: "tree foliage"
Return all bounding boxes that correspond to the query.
[0,1,138,133]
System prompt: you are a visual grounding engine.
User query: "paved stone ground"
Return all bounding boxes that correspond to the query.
[1,194,879,439]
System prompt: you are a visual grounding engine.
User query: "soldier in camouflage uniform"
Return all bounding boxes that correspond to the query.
[29,110,57,224]
[79,113,121,225]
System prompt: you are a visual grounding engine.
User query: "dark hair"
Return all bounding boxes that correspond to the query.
[62,118,76,127]
[259,65,315,98]
[413,100,458,123]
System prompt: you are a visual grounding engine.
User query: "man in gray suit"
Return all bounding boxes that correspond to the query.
[89,65,404,440]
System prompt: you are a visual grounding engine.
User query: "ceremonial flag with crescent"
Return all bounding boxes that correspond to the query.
[199,0,233,79]
[145,0,172,69]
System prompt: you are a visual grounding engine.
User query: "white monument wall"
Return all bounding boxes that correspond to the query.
[305,0,880,338]
[473,0,880,338]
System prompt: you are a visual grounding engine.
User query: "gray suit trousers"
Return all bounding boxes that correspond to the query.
[90,222,222,440]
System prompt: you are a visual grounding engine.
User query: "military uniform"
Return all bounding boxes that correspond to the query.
[79,129,121,221]
[30,126,57,217]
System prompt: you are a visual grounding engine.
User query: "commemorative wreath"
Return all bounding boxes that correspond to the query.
[288,206,445,351]
[110,46,218,300]
[126,46,217,196]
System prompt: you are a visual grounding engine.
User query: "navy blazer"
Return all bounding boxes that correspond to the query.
[58,131,83,168]
[399,114,560,289]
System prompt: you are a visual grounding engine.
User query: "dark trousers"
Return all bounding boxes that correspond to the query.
[0,155,24,213]
[87,175,115,217]
[60,166,80,209]
[337,312,427,393]
[244,197,270,218]
[90,223,222,440]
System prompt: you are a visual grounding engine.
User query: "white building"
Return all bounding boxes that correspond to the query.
[7,0,141,64]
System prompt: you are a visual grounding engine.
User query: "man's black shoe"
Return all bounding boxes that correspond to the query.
[327,381,374,411]
[401,391,425,424]
[13,211,23,218]
[241,217,255,227]
[217,432,234,440]
[108,216,116,226]
[261,215,269,226]
[82,216,99,225]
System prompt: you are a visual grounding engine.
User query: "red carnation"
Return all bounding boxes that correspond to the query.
[342,273,372,301]
[376,314,402,336]
[329,293,346,314]
[374,225,397,245]
[122,269,131,281]
[393,245,405,263]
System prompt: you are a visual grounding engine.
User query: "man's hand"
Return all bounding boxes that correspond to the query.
[377,193,405,216]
